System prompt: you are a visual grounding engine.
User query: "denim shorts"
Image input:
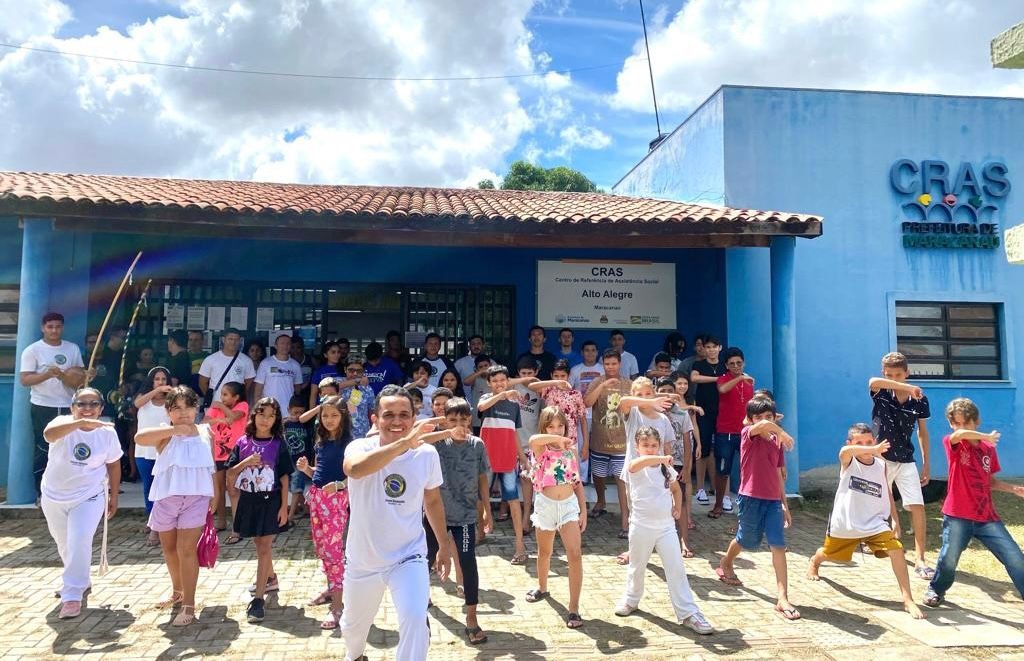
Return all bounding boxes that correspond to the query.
[531,492,581,531]
[735,495,786,550]
[490,470,520,501]
[289,468,311,494]
[714,433,741,476]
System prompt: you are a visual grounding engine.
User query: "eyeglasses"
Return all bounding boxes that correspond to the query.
[74,400,103,409]
[346,369,364,375]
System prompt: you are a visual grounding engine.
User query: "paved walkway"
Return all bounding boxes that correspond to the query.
[1,497,1023,660]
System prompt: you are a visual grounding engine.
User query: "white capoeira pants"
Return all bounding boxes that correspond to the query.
[341,555,430,661]
[620,523,699,621]
[41,491,105,602]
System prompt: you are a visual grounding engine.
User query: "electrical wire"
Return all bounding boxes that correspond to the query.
[0,41,633,82]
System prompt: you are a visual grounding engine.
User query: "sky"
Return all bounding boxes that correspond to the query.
[1,0,1023,191]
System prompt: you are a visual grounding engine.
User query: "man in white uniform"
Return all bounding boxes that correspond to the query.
[19,312,87,497]
[341,385,451,661]
[198,328,255,405]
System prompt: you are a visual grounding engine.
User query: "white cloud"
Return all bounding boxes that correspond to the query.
[548,124,612,158]
[0,0,542,186]
[611,0,1024,112]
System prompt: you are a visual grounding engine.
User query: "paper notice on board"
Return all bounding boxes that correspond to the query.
[230,306,248,330]
[206,306,226,331]
[187,306,206,330]
[256,307,275,331]
[165,304,185,330]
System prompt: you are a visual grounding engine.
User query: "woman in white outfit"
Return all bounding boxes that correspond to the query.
[40,387,122,620]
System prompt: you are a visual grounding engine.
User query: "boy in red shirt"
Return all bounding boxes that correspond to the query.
[924,397,1024,607]
[710,347,754,517]
[716,397,799,620]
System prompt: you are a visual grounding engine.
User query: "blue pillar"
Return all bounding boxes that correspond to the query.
[770,236,800,494]
[6,218,55,504]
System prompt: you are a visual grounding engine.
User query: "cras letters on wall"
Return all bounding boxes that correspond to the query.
[890,159,1010,249]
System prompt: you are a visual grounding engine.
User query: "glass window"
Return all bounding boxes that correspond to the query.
[0,285,16,374]
[895,302,1002,380]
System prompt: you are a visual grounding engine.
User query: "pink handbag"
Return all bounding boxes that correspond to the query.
[197,511,220,569]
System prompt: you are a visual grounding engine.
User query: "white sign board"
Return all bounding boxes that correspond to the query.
[536,260,676,330]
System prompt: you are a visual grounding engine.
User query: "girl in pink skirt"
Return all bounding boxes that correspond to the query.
[294,395,353,629]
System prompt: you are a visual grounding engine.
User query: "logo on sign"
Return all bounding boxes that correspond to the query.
[890,159,1009,249]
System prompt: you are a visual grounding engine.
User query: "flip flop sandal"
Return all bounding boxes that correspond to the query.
[915,566,936,580]
[465,625,488,645]
[308,591,332,606]
[616,552,630,565]
[224,533,243,545]
[495,513,511,522]
[172,605,197,627]
[687,521,697,530]
[681,548,695,559]
[775,605,801,620]
[511,553,528,566]
[707,510,722,519]
[566,612,584,629]
[589,507,607,518]
[525,589,549,603]
[456,585,465,599]
[156,591,184,609]
[715,566,743,586]
[617,529,629,539]
[320,608,341,630]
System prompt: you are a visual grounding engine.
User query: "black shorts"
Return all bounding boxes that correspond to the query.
[215,460,230,471]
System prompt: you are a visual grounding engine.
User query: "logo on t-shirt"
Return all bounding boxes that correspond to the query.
[601,391,623,429]
[72,442,91,462]
[981,455,992,473]
[54,354,67,365]
[383,473,407,498]
[849,475,882,498]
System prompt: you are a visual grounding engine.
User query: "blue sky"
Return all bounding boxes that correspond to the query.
[3,1,1022,191]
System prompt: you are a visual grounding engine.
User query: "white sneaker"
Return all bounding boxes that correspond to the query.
[681,611,714,635]
[614,603,637,617]
[696,489,709,504]
[722,495,733,512]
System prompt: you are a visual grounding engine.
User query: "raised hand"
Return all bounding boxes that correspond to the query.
[874,440,891,455]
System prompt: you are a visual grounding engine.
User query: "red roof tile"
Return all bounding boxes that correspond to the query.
[0,171,822,239]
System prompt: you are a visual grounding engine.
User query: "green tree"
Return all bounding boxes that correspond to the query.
[499,160,597,193]
[477,178,496,189]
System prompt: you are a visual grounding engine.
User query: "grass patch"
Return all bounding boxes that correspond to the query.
[798,480,1024,586]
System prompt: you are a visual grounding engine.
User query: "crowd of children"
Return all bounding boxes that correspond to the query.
[40,325,1024,657]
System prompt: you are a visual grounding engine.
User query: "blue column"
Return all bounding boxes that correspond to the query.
[770,236,800,494]
[6,218,55,504]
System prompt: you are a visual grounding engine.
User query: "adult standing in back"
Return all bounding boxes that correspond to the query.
[254,334,304,411]
[421,333,455,388]
[20,312,88,497]
[516,325,557,380]
[198,329,255,406]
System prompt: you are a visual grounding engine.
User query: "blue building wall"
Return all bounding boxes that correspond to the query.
[617,85,1024,477]
[3,228,729,478]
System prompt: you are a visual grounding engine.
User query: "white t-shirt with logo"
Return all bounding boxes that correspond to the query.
[514,384,542,450]
[198,351,256,403]
[20,340,84,407]
[422,356,449,388]
[344,436,443,572]
[40,416,123,504]
[255,355,303,410]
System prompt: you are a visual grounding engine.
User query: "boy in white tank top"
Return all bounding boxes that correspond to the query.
[807,423,924,619]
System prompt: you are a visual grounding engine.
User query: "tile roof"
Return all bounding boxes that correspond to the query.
[0,171,821,238]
